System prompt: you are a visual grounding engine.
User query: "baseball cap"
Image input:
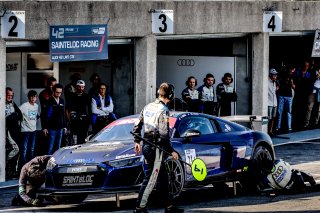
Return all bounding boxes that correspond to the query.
[269,68,278,75]
[76,80,85,86]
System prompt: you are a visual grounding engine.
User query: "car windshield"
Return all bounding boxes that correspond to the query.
[89,116,177,144]
[90,122,135,143]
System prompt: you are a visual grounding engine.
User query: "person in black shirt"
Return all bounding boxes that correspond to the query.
[276,66,295,133]
[42,84,67,155]
[216,73,237,116]
[66,80,91,144]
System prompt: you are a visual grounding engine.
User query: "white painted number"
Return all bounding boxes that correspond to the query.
[1,11,25,38]
[152,10,174,34]
[51,28,65,38]
[263,11,282,33]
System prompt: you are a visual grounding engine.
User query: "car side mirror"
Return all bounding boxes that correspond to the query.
[85,134,94,143]
[183,129,201,142]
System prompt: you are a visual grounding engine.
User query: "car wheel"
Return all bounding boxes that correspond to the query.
[165,157,185,198]
[240,145,274,193]
[252,145,274,175]
[47,194,88,204]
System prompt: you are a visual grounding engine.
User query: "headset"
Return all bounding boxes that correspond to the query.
[185,76,198,86]
[157,83,175,101]
[222,73,233,83]
[167,83,175,101]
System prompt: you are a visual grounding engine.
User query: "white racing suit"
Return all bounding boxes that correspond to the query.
[260,159,316,193]
[132,99,175,209]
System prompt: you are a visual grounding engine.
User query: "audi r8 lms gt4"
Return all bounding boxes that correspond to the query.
[41,112,275,203]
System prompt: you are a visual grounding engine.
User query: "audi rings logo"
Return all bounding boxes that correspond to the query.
[177,59,195,66]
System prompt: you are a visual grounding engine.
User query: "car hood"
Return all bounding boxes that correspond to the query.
[52,141,137,165]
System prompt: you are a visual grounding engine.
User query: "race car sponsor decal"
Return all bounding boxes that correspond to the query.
[107,118,138,128]
[185,149,196,165]
[169,117,177,128]
[62,174,94,186]
[66,166,87,173]
[115,153,136,160]
[66,158,95,164]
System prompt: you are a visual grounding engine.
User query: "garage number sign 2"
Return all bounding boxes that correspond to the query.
[1,11,25,38]
[152,10,174,34]
[263,11,282,33]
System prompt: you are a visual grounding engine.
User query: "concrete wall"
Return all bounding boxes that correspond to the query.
[0,40,6,182]
[1,1,320,39]
[134,35,157,113]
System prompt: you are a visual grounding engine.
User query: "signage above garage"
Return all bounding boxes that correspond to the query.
[49,24,108,62]
[1,11,25,38]
[312,30,320,57]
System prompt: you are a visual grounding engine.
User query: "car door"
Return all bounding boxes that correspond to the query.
[174,115,230,181]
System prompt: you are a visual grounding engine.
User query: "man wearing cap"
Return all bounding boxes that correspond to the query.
[66,80,91,144]
[268,68,279,136]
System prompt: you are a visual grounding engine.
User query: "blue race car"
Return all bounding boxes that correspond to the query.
[41,112,275,203]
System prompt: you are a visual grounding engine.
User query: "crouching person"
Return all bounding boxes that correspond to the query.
[257,159,316,195]
[12,155,51,207]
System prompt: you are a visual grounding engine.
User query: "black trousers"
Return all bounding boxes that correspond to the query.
[70,117,89,144]
[136,144,171,209]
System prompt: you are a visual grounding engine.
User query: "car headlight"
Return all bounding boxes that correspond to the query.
[46,157,57,170]
[107,156,143,168]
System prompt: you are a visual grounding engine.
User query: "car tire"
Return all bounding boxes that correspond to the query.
[46,194,88,204]
[165,157,185,198]
[240,145,274,193]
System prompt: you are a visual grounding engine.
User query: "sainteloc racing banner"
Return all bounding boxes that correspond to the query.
[50,24,108,62]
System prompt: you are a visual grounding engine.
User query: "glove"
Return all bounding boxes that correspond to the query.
[30,199,42,207]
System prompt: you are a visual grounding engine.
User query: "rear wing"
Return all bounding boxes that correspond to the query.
[221,115,269,130]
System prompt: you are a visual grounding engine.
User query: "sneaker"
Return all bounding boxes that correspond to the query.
[133,207,149,213]
[288,128,292,133]
[165,206,184,213]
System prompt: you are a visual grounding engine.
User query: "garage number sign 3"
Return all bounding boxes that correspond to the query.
[191,158,207,181]
[152,10,174,34]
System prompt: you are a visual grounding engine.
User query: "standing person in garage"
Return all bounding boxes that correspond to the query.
[39,77,57,113]
[276,66,295,134]
[66,80,91,145]
[267,69,279,136]
[88,73,102,98]
[64,73,81,105]
[133,82,183,213]
[181,76,200,112]
[42,84,67,155]
[198,73,217,115]
[91,82,116,134]
[216,73,237,116]
[5,87,22,178]
[19,90,40,168]
[292,60,314,130]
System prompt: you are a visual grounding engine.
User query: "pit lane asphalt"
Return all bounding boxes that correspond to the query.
[1,141,320,212]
